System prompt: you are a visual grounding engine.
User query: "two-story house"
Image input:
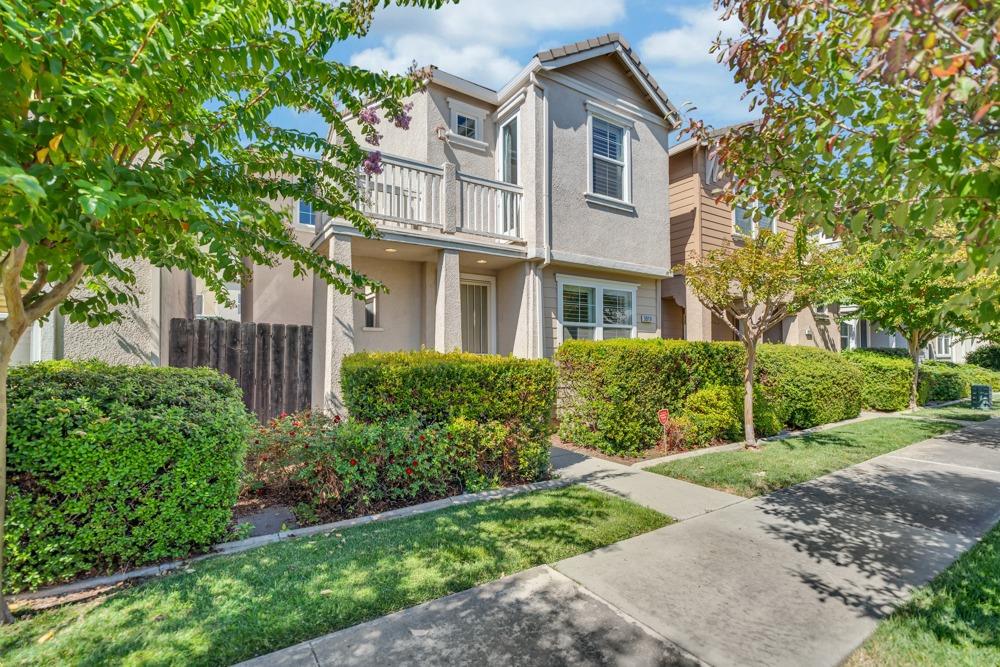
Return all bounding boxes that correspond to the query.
[660,132,842,350]
[302,34,681,408]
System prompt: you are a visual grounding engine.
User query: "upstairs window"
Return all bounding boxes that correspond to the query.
[298,200,314,229]
[455,114,479,140]
[590,116,627,201]
[733,202,774,237]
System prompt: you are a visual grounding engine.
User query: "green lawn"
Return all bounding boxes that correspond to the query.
[848,521,1000,667]
[0,486,669,667]
[647,417,958,497]
[914,400,1000,422]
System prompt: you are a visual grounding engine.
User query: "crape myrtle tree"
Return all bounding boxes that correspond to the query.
[696,0,999,313]
[0,0,448,623]
[684,230,844,449]
[844,241,998,409]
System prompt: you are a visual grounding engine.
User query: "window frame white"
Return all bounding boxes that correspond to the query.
[556,274,638,345]
[295,199,315,230]
[363,286,381,331]
[585,102,632,207]
[446,98,488,151]
[496,112,520,186]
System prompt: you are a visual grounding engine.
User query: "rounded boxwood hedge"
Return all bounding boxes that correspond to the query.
[555,340,861,456]
[967,344,1000,372]
[682,385,782,446]
[4,361,253,594]
[842,350,914,411]
[341,350,556,439]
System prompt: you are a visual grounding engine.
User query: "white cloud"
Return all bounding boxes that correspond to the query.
[638,5,751,127]
[639,5,739,66]
[352,0,626,88]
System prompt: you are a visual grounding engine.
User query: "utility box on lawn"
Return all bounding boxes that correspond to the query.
[971,384,993,410]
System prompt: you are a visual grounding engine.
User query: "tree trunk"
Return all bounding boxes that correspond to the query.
[0,332,15,624]
[908,335,922,411]
[744,341,758,449]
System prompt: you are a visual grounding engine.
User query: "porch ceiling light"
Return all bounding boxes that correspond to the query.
[384,248,398,253]
[476,259,487,264]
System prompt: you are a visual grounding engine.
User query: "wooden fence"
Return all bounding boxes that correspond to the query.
[168,318,312,421]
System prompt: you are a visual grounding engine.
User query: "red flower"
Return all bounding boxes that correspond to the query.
[405,467,414,476]
[349,458,357,466]
[418,435,426,441]
[412,459,418,466]
[293,421,302,427]
[333,415,342,424]
[279,412,288,419]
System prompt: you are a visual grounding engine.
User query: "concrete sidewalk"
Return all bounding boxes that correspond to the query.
[236,419,1000,667]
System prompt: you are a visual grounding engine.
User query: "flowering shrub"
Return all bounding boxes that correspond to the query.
[245,411,548,522]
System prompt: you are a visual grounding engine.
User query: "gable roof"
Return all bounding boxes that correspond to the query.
[429,33,681,129]
[535,33,679,126]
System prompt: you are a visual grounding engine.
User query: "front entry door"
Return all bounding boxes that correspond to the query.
[460,276,495,354]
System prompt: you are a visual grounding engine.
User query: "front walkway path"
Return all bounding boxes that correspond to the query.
[237,419,1000,667]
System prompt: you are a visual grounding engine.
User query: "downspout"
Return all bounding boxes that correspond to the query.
[531,72,551,359]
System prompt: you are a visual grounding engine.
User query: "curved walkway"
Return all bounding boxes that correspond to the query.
[238,418,1000,667]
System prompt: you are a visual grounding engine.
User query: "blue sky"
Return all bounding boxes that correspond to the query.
[269,0,750,138]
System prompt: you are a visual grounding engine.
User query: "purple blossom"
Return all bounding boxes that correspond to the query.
[393,103,414,130]
[365,130,382,147]
[362,150,383,175]
[359,106,379,126]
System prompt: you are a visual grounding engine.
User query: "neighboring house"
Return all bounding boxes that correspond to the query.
[837,310,985,363]
[309,33,681,408]
[660,134,840,350]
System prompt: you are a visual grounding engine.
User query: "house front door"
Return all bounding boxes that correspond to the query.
[460,275,495,354]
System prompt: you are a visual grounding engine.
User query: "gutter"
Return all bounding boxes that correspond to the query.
[531,72,551,359]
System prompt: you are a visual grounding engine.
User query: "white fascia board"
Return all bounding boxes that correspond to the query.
[431,69,498,105]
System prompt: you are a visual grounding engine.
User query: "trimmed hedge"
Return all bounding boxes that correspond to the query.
[842,350,913,411]
[556,340,862,455]
[918,364,965,404]
[341,350,556,439]
[682,385,782,446]
[245,412,548,523]
[968,344,1000,372]
[5,361,253,594]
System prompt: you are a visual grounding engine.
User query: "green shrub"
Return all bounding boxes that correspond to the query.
[918,363,966,404]
[945,360,1000,393]
[555,340,860,455]
[842,350,913,411]
[555,339,744,456]
[967,344,1000,372]
[756,345,863,429]
[5,361,253,594]
[245,411,547,521]
[341,351,556,439]
[681,385,782,446]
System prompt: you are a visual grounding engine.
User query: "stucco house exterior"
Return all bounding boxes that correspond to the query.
[660,134,841,350]
[307,33,682,409]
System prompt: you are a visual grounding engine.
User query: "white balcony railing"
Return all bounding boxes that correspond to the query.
[356,154,523,241]
[358,155,443,229]
[457,173,522,240]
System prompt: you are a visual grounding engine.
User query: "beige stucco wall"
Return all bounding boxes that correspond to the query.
[351,256,427,352]
[542,66,670,275]
[247,226,314,326]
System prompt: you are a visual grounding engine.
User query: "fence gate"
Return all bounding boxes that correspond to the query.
[168,318,312,421]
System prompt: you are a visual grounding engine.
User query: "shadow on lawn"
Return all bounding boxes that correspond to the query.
[2,487,660,667]
[753,455,1000,622]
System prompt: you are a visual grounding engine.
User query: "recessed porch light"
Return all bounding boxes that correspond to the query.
[384,248,398,253]
[476,259,487,264]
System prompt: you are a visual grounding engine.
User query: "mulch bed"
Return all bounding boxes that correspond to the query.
[549,435,680,465]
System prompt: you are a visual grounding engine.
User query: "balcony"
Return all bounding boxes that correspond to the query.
[357,154,524,242]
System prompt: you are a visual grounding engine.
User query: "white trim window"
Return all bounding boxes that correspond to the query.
[588,114,629,203]
[363,287,379,330]
[498,114,519,185]
[733,199,776,237]
[296,200,315,229]
[446,98,488,150]
[934,334,953,358]
[557,275,637,342]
